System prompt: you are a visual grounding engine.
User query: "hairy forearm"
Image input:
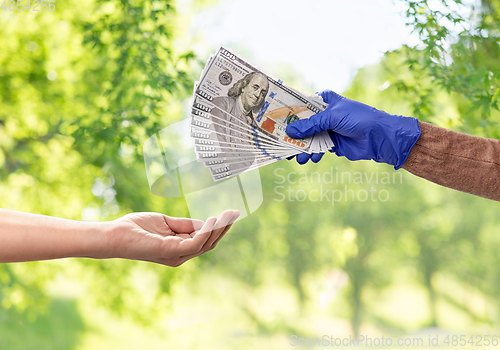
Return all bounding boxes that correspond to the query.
[0,209,110,263]
[402,121,500,201]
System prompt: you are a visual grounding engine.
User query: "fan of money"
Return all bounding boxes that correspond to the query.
[191,46,334,182]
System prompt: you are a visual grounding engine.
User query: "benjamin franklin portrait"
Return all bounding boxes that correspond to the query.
[210,72,276,169]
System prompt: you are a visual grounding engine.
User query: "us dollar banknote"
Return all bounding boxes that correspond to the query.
[191,46,334,181]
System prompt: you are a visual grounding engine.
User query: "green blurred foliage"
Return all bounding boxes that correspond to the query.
[0,297,85,350]
[1,0,500,348]
[0,0,196,334]
[399,0,500,136]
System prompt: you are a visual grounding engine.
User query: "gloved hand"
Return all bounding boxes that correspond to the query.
[286,90,421,169]
[286,152,325,164]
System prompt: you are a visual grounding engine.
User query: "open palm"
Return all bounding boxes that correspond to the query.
[107,210,240,266]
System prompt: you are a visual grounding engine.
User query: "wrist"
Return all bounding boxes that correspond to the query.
[393,116,421,169]
[74,221,114,259]
[373,112,421,169]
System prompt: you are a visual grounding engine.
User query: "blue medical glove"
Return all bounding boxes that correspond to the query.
[286,90,421,169]
[287,153,324,164]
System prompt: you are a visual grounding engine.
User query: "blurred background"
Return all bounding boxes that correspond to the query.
[1,0,500,348]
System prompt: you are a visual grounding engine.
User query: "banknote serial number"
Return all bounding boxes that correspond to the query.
[1,0,55,11]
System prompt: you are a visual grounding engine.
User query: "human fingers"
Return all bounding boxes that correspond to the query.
[177,216,216,255]
[285,112,327,139]
[200,210,239,252]
[286,90,347,140]
[209,210,240,249]
[175,211,240,265]
[164,216,204,234]
[310,153,324,163]
[316,90,344,104]
[172,210,240,266]
[296,153,312,165]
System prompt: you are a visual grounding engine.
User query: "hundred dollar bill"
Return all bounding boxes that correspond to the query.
[194,46,327,153]
[191,87,303,151]
[209,156,280,177]
[190,99,301,166]
[191,96,290,149]
[191,112,285,152]
[192,94,333,156]
[192,93,305,169]
[191,126,285,152]
[195,145,292,163]
[190,116,296,161]
[190,46,336,181]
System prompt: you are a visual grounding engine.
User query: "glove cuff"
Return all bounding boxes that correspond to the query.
[394,117,422,170]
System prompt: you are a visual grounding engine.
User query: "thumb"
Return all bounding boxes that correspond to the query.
[286,90,344,139]
[164,216,204,234]
[317,90,344,104]
[286,110,331,139]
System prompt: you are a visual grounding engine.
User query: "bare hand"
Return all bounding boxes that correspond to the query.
[105,210,240,266]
